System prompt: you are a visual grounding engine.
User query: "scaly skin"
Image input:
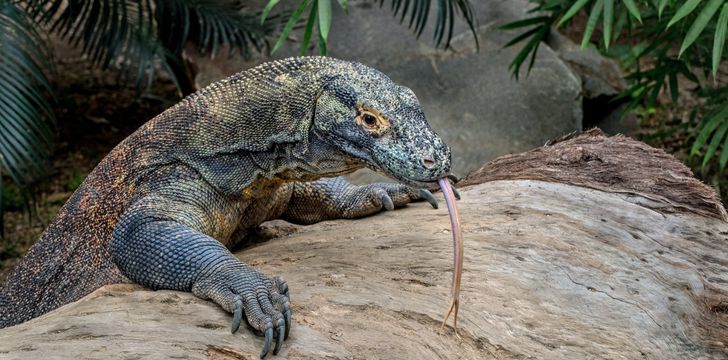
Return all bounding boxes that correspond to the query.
[0,57,451,357]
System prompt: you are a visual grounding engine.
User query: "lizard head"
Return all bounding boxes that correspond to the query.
[312,61,451,188]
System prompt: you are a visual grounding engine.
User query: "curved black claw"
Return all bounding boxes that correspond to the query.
[261,327,273,358]
[284,309,292,339]
[446,174,460,183]
[419,189,438,209]
[451,186,461,200]
[232,297,243,333]
[274,322,286,354]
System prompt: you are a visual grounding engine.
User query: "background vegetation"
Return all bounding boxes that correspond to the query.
[502,0,728,196]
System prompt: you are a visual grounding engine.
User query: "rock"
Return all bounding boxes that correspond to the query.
[1,132,727,359]
[544,32,637,135]
[545,32,627,99]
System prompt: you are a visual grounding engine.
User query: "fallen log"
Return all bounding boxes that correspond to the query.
[1,129,726,359]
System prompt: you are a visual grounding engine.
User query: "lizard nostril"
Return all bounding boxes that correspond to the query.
[422,157,436,169]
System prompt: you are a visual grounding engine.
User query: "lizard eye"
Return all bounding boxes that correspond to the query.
[356,107,390,134]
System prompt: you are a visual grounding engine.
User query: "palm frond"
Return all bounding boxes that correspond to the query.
[156,0,269,58]
[383,0,478,49]
[266,0,478,55]
[27,0,269,90]
[0,0,55,220]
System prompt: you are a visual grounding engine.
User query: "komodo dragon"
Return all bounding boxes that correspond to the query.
[0,56,452,357]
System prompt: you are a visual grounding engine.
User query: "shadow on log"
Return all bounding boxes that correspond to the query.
[1,129,727,359]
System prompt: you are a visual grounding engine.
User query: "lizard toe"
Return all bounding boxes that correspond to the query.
[274,318,286,354]
[379,190,394,211]
[232,296,244,333]
[241,292,274,358]
[274,276,289,299]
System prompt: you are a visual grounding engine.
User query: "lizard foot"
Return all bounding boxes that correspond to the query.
[193,266,291,358]
[340,182,438,218]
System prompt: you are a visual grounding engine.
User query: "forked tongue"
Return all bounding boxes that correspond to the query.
[438,177,463,332]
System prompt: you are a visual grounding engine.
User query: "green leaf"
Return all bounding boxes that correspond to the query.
[713,3,728,76]
[318,19,327,55]
[668,0,701,28]
[669,71,678,103]
[703,119,728,168]
[612,7,627,43]
[301,1,318,55]
[504,26,540,48]
[621,0,642,23]
[692,106,728,155]
[719,131,728,170]
[509,24,549,79]
[272,0,312,54]
[582,0,604,48]
[499,16,551,30]
[658,0,669,18]
[603,0,613,48]
[336,0,349,14]
[558,0,590,27]
[679,0,723,56]
[261,0,281,24]
[318,0,332,42]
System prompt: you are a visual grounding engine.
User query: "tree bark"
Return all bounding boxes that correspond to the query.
[1,130,726,359]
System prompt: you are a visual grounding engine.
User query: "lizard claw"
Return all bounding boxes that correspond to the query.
[261,326,273,358]
[232,296,243,333]
[452,186,461,200]
[419,189,438,209]
[284,308,292,339]
[380,191,395,211]
[274,320,286,354]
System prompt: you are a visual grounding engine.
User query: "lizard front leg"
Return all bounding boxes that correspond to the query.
[280,177,438,225]
[110,195,290,358]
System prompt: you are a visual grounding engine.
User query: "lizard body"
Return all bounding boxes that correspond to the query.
[0,57,451,357]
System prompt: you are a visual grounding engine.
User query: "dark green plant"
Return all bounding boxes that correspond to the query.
[503,0,728,172]
[66,174,86,192]
[0,0,271,231]
[263,0,479,55]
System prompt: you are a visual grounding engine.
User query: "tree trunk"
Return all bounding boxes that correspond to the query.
[1,129,726,359]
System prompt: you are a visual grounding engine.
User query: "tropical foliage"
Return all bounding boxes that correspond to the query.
[0,0,271,225]
[263,0,479,54]
[503,0,728,171]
